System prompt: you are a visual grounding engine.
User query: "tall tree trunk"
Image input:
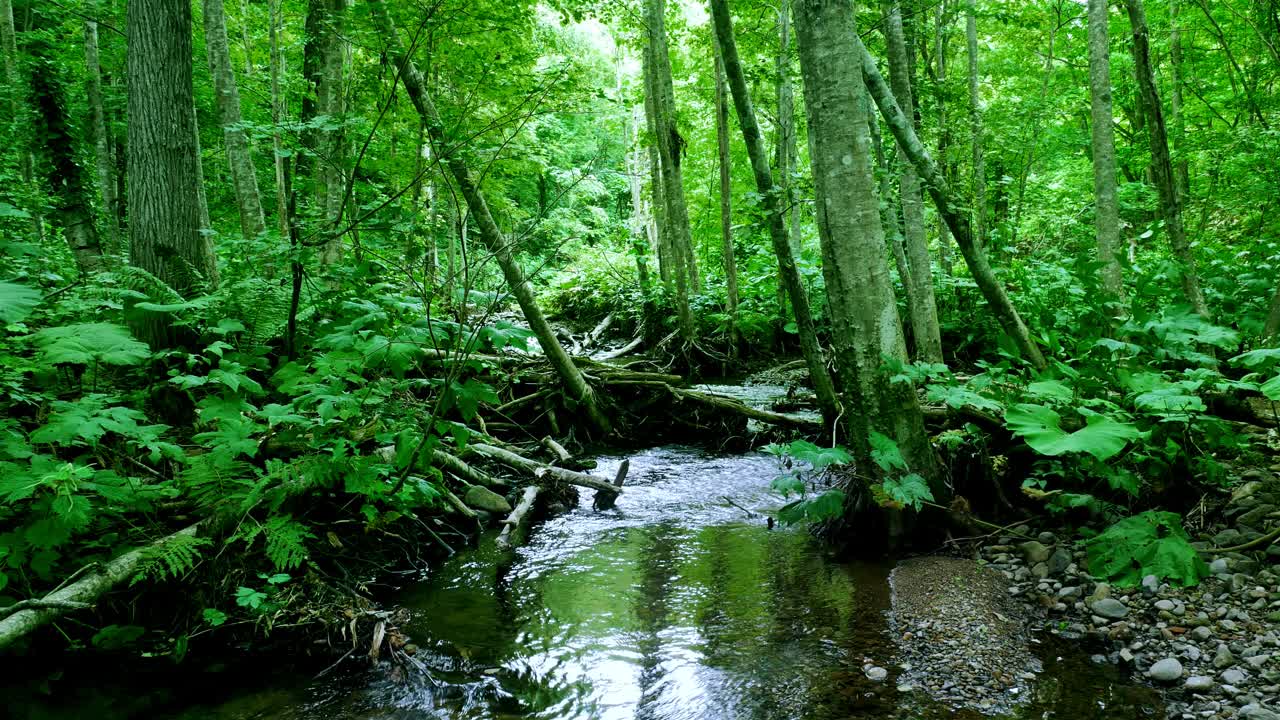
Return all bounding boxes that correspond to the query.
[619,55,650,292]
[884,0,943,363]
[857,34,1048,371]
[1087,0,1125,308]
[317,0,348,265]
[1170,0,1189,204]
[709,0,841,430]
[642,43,673,293]
[25,8,104,273]
[966,0,985,247]
[128,0,215,346]
[774,0,800,322]
[934,0,953,277]
[1125,0,1210,318]
[268,0,290,247]
[369,0,611,435]
[84,15,119,252]
[792,0,940,486]
[714,49,738,357]
[236,0,253,77]
[644,0,696,340]
[203,0,268,242]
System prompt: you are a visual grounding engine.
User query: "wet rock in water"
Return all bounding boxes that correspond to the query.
[1210,558,1230,575]
[464,486,513,514]
[1090,598,1130,619]
[865,666,888,682]
[1185,675,1215,692]
[889,556,1041,716]
[1019,541,1051,564]
[1149,658,1183,682]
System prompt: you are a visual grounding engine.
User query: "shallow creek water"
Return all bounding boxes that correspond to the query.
[9,392,1164,720]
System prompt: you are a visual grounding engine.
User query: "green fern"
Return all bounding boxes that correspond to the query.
[32,323,150,367]
[114,265,186,305]
[132,533,212,585]
[263,515,313,570]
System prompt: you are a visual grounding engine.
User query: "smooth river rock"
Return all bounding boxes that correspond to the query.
[1089,597,1130,619]
[1148,658,1183,682]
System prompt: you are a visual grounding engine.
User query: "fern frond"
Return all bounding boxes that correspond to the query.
[263,515,312,570]
[131,533,212,585]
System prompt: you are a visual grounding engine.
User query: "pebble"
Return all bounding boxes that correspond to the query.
[1090,597,1130,619]
[1149,658,1183,682]
[866,666,888,682]
[1215,646,1236,669]
[1155,599,1176,612]
[1185,675,1215,692]
[1223,668,1247,685]
[1019,541,1051,564]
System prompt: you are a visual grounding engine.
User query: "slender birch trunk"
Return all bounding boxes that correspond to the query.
[1170,0,1189,204]
[857,34,1047,371]
[883,0,943,363]
[84,15,119,252]
[714,49,738,356]
[268,0,290,247]
[642,44,673,292]
[1087,0,1125,308]
[1125,0,1210,318]
[870,103,916,316]
[774,0,800,320]
[644,0,696,340]
[369,0,611,434]
[619,55,650,292]
[709,0,842,429]
[934,0,953,277]
[792,0,939,485]
[203,0,268,242]
[966,0,985,247]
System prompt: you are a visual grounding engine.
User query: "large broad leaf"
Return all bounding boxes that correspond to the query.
[1005,404,1141,461]
[880,473,934,511]
[776,489,845,526]
[33,323,150,366]
[781,440,851,470]
[1085,511,1208,588]
[1262,374,1280,401]
[0,281,40,323]
[1230,348,1280,371]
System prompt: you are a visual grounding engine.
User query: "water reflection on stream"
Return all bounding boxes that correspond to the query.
[8,413,1164,719]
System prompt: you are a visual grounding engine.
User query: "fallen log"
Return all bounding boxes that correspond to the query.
[375,446,507,489]
[541,436,572,464]
[496,486,541,550]
[595,335,644,361]
[465,443,622,495]
[674,388,823,430]
[0,524,200,649]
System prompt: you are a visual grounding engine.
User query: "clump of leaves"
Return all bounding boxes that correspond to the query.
[762,440,849,526]
[1084,511,1208,588]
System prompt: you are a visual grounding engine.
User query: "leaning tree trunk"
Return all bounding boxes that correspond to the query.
[368,0,611,435]
[965,0,985,247]
[792,0,940,486]
[24,10,104,274]
[644,0,696,339]
[1087,0,1125,309]
[883,0,943,363]
[713,49,738,356]
[1125,0,1210,318]
[203,0,268,242]
[128,0,216,347]
[709,0,842,430]
[856,34,1048,371]
[84,14,119,251]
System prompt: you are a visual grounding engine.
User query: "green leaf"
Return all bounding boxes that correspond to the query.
[869,432,908,473]
[776,489,845,525]
[783,440,851,470]
[202,608,228,626]
[91,624,145,649]
[1085,511,1208,588]
[881,473,934,511]
[1262,374,1280,401]
[1026,380,1073,404]
[1229,348,1280,370]
[0,281,40,323]
[770,472,805,497]
[235,586,268,610]
[1005,404,1141,461]
[33,323,150,366]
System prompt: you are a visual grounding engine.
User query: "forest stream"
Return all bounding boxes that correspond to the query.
[8,387,1166,720]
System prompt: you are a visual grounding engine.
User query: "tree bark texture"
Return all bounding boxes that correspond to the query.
[1087,0,1125,307]
[714,49,738,356]
[127,0,216,346]
[792,0,939,484]
[641,41,673,292]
